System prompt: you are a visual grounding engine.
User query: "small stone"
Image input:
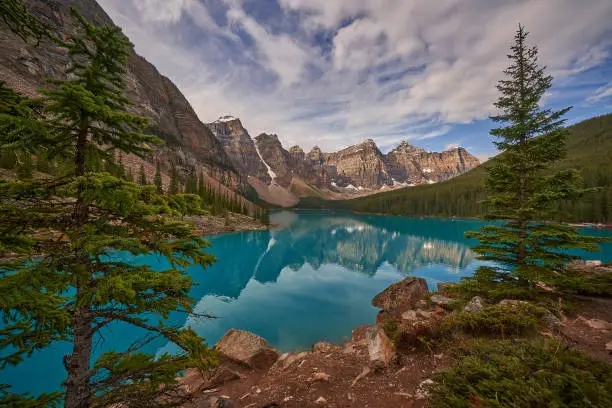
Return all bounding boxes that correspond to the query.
[463,296,485,313]
[416,309,433,319]
[315,396,328,405]
[366,327,396,369]
[430,295,453,307]
[309,372,331,382]
[434,353,444,359]
[415,379,434,400]
[606,341,612,353]
[216,396,234,408]
[394,392,413,399]
[542,312,562,330]
[283,396,294,402]
[584,319,612,330]
[586,260,603,267]
[401,310,418,321]
[351,367,371,387]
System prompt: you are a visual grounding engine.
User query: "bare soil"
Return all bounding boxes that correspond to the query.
[185,326,451,408]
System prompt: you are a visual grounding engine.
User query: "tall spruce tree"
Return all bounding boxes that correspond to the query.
[154,160,163,194]
[464,25,603,298]
[0,9,216,408]
[139,163,147,185]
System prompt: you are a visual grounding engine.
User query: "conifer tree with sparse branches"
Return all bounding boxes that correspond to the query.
[463,25,604,298]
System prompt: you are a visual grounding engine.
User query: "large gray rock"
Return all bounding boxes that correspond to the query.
[215,329,279,370]
[463,296,485,313]
[366,327,396,370]
[372,277,429,315]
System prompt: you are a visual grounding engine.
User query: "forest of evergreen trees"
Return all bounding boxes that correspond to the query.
[297,113,612,224]
[0,150,270,224]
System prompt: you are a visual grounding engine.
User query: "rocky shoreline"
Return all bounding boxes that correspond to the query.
[172,262,612,408]
[189,213,269,236]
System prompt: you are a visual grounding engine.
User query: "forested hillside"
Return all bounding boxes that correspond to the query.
[296,114,612,223]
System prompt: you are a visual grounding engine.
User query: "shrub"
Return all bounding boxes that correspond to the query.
[429,339,612,408]
[441,303,543,338]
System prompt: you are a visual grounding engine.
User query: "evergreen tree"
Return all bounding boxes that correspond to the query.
[0,0,48,42]
[154,161,163,194]
[185,168,198,194]
[139,163,147,185]
[463,25,604,297]
[169,165,180,195]
[0,149,17,169]
[0,10,216,408]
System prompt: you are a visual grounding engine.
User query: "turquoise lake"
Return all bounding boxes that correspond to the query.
[2,210,612,397]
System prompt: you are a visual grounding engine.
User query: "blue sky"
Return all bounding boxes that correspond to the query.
[98,0,612,161]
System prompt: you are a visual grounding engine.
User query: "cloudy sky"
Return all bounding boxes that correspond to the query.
[97,0,612,160]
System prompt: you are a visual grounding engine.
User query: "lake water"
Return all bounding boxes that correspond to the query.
[2,210,611,397]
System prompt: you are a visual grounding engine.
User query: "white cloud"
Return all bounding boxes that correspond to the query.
[588,83,612,103]
[98,0,612,154]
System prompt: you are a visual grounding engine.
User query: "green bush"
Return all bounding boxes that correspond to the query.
[442,303,543,338]
[430,339,612,408]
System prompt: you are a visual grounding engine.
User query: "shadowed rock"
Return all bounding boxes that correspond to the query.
[215,329,279,370]
[372,277,429,315]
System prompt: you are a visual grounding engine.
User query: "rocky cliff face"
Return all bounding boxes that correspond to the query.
[207,117,271,183]
[323,139,392,188]
[0,0,241,190]
[386,142,480,184]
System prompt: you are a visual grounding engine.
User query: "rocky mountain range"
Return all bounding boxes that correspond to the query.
[1,0,479,208]
[206,117,480,206]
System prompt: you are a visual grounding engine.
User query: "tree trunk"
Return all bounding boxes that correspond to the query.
[64,307,93,408]
[65,126,93,408]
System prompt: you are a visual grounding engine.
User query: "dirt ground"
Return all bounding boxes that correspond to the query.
[184,326,451,408]
[559,295,612,364]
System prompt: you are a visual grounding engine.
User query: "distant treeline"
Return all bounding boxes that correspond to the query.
[295,114,612,223]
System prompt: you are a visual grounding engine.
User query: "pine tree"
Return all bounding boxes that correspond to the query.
[169,165,181,195]
[139,163,147,185]
[154,161,163,194]
[0,0,48,42]
[0,10,216,408]
[463,25,604,298]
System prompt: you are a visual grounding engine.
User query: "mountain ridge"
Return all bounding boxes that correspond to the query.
[205,116,480,206]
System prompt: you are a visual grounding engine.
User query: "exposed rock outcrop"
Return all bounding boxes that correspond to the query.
[206,117,271,183]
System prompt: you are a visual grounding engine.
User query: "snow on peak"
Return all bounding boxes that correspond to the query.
[215,115,238,123]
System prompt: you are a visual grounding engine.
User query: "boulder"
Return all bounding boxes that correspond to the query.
[215,329,279,370]
[430,294,453,308]
[366,327,396,369]
[463,296,485,313]
[372,277,429,314]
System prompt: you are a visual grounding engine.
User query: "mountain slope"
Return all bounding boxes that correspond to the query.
[297,114,612,223]
[0,0,246,194]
